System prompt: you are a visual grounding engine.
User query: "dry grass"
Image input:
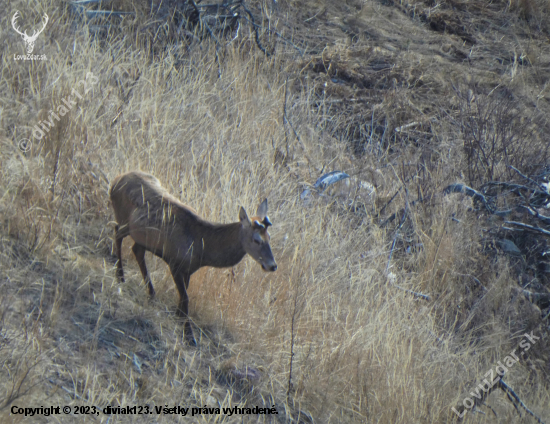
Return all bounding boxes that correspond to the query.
[1,0,549,423]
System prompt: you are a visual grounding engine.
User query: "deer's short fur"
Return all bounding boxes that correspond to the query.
[110,171,277,345]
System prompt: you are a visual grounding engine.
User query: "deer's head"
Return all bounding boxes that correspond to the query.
[239,199,277,272]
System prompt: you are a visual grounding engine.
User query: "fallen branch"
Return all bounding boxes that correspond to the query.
[443,183,494,213]
[499,379,546,424]
[454,377,546,423]
[386,274,431,300]
[509,165,549,195]
[518,205,550,225]
[503,221,550,237]
[71,0,274,57]
[482,181,548,198]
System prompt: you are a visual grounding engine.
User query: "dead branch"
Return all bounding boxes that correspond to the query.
[70,0,275,57]
[517,205,550,225]
[240,2,271,56]
[509,165,549,195]
[482,181,549,199]
[454,377,546,423]
[386,274,431,300]
[503,221,550,237]
[444,182,550,226]
[443,183,494,213]
[498,379,546,424]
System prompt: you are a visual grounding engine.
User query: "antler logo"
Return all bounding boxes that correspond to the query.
[11,11,49,54]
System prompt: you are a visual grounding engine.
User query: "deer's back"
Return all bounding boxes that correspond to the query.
[110,171,200,256]
[111,171,197,217]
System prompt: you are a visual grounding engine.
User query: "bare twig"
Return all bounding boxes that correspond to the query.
[187,0,221,45]
[453,367,546,422]
[509,165,548,194]
[503,221,550,236]
[386,274,431,300]
[443,183,494,213]
[241,3,272,56]
[482,181,548,198]
[517,205,550,225]
[498,379,546,424]
[378,186,404,218]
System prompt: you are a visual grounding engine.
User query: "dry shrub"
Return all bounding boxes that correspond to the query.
[450,82,550,186]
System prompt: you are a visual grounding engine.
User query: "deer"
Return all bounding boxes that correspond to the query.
[11,11,49,54]
[109,171,277,345]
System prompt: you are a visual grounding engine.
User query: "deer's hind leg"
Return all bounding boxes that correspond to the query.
[132,243,156,297]
[114,224,129,283]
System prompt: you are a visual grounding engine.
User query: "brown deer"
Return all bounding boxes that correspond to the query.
[110,171,277,345]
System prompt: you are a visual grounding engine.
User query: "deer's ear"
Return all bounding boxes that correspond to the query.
[256,199,268,219]
[239,207,251,225]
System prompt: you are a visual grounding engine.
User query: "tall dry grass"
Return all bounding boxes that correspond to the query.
[0,1,549,423]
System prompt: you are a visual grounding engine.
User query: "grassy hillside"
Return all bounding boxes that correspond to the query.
[1,0,549,423]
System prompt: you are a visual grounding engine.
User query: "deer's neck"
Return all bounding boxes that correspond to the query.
[193,221,246,269]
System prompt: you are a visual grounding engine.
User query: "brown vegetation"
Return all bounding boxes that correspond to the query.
[1,0,549,423]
